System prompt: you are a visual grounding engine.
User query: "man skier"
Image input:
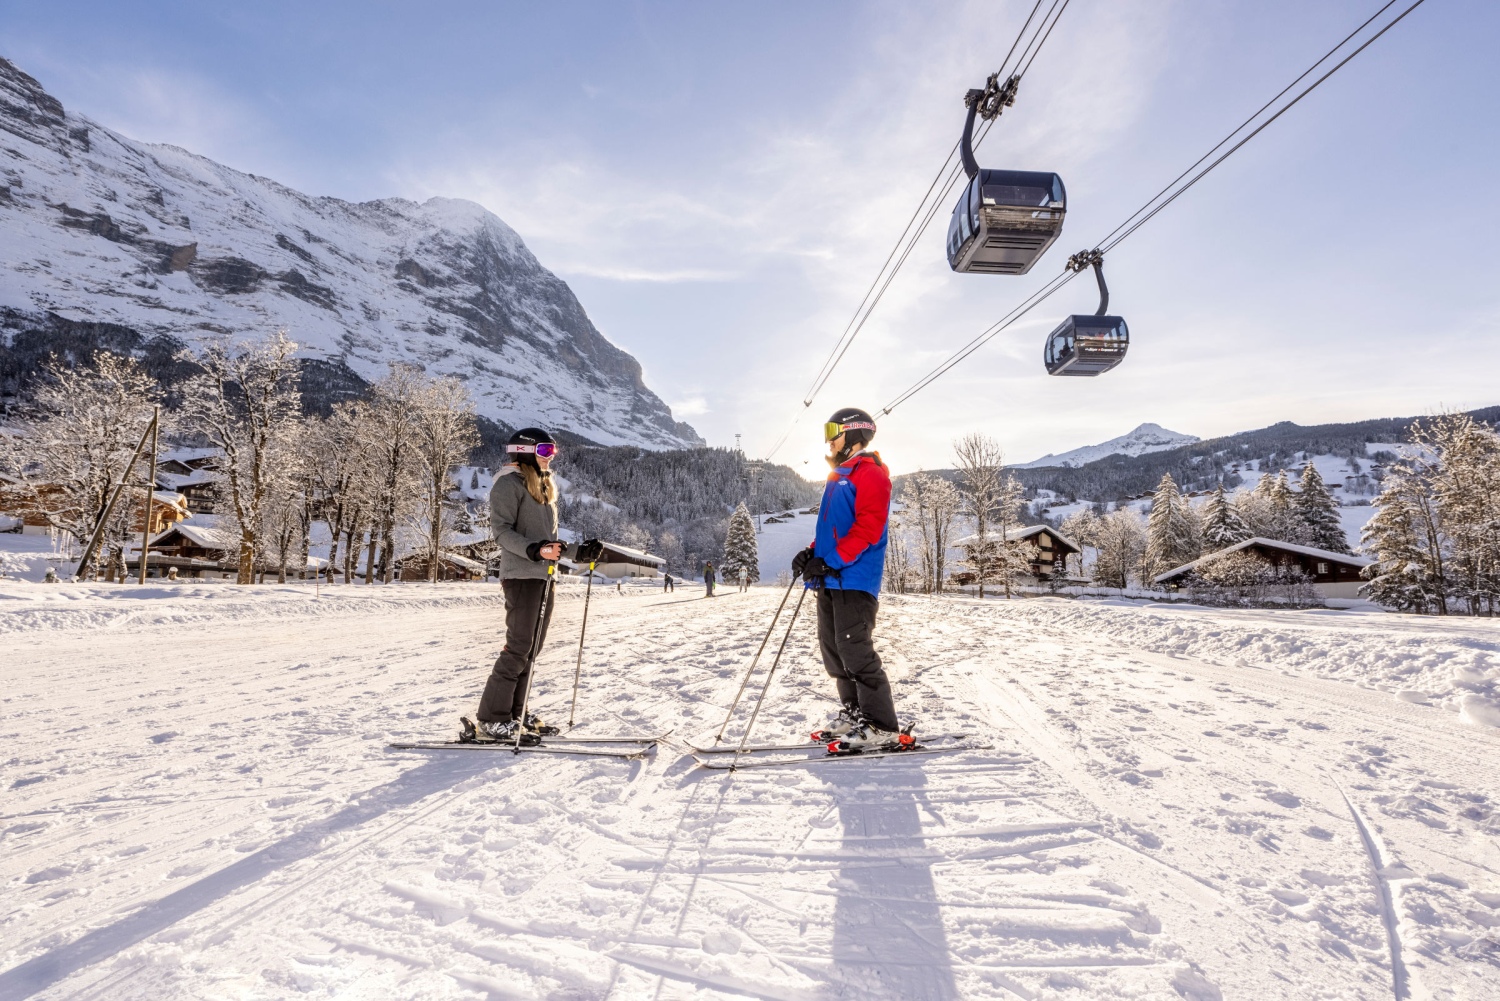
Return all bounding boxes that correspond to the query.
[792,407,906,752]
[475,428,603,741]
[704,562,716,597]
[737,566,749,592]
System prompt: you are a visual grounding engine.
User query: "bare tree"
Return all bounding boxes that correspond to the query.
[953,433,1004,598]
[412,376,479,582]
[0,352,166,577]
[1094,507,1146,590]
[360,365,426,583]
[180,330,302,584]
[902,473,960,593]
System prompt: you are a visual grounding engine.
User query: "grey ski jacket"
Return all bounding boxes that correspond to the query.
[488,465,578,580]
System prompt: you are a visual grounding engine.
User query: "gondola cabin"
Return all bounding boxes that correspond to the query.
[1043,314,1129,377]
[946,169,1066,275]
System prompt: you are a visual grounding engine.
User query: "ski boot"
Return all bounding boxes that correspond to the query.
[522,712,560,737]
[462,716,541,746]
[810,705,862,743]
[827,721,917,756]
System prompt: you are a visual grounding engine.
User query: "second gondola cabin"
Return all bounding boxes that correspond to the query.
[946,169,1066,275]
[1044,315,1129,377]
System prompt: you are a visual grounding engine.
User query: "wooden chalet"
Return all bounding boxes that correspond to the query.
[561,541,666,579]
[1154,537,1374,599]
[132,517,236,578]
[952,525,1082,583]
[396,550,487,582]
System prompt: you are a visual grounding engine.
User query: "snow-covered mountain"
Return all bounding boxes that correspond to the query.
[0,56,701,449]
[1016,423,1200,469]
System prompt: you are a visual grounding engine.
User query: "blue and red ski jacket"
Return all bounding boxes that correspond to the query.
[808,451,891,596]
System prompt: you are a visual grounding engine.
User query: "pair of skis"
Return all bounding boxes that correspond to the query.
[388,717,663,759]
[686,732,992,770]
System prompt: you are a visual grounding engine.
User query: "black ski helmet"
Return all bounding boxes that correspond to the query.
[825,407,876,449]
[505,427,557,468]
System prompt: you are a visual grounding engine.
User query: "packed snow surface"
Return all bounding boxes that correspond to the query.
[3,581,1499,999]
[1017,424,1201,469]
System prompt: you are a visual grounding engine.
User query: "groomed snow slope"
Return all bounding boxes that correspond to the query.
[3,583,1498,999]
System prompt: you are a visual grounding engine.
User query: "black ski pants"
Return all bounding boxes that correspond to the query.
[477,578,554,723]
[816,587,898,731]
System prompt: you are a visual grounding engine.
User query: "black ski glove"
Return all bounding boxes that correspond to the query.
[803,556,834,580]
[576,539,605,563]
[791,547,814,576]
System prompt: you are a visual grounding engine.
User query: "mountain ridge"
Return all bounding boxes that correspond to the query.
[1016,422,1200,469]
[0,55,701,449]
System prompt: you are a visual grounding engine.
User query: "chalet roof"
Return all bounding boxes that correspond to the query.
[150,515,234,552]
[953,524,1081,554]
[600,541,665,566]
[1154,537,1374,583]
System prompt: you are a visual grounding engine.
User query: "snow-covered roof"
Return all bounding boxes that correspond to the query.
[601,541,665,566]
[1155,537,1374,583]
[156,469,220,490]
[953,525,1081,553]
[150,515,234,551]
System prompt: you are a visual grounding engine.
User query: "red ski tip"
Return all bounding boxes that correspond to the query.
[826,741,841,753]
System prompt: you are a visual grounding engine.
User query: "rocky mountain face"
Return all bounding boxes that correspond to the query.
[0,56,701,448]
[1016,422,1200,469]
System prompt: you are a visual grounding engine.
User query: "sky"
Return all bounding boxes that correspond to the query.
[3,0,1498,475]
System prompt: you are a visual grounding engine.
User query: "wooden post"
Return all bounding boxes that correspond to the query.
[137,406,160,585]
[77,416,156,579]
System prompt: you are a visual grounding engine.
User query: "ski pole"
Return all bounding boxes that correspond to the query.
[729,583,809,772]
[567,560,596,729]
[513,561,556,752]
[713,573,799,743]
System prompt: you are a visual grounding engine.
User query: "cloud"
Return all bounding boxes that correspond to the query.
[669,397,710,417]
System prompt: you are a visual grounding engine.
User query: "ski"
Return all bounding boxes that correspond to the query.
[546,733,666,744]
[689,731,968,754]
[693,742,992,770]
[452,717,663,746]
[389,741,650,759]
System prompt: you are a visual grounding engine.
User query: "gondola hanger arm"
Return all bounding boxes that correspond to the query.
[1066,249,1108,315]
[960,73,1019,179]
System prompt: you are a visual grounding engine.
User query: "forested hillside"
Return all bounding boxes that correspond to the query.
[558,447,820,577]
[1014,407,1500,503]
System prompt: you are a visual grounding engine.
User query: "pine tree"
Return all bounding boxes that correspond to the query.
[1145,473,1200,582]
[720,501,759,583]
[1200,482,1252,551]
[1361,466,1446,613]
[1294,464,1350,553]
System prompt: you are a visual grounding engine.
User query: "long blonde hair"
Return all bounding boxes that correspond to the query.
[518,463,557,506]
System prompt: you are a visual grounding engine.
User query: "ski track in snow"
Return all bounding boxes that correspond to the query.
[2,582,1499,999]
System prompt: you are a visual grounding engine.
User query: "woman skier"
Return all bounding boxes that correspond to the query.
[475,428,602,740]
[791,407,906,752]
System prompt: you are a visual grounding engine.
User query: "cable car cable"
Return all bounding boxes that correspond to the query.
[765,3,1073,459]
[876,0,1427,417]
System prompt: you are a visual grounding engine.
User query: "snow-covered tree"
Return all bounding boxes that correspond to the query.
[1294,464,1350,553]
[720,501,759,583]
[952,433,1004,597]
[1240,470,1300,543]
[1093,507,1145,589]
[1361,463,1448,613]
[1144,473,1200,582]
[0,352,166,576]
[1058,508,1102,579]
[1416,414,1500,614]
[180,330,302,584]
[1200,482,1252,551]
[412,375,480,583]
[902,473,960,593]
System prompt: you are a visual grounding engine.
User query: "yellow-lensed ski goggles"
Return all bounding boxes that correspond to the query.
[824,420,876,442]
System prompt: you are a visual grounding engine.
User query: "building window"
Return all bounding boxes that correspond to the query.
[1317,562,1329,575]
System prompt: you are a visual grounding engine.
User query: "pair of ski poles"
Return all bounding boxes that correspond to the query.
[712,572,810,770]
[510,556,599,752]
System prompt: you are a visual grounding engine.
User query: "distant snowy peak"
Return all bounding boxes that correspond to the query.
[0,56,702,449]
[1017,423,1200,469]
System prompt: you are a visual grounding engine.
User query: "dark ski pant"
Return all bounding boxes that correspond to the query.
[816,587,898,731]
[477,578,554,723]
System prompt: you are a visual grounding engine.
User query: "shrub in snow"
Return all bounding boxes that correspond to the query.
[1183,551,1321,608]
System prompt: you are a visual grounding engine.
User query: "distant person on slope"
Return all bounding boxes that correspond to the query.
[791,407,903,751]
[474,428,603,741]
[704,562,716,598]
[663,571,674,592]
[738,567,749,592]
